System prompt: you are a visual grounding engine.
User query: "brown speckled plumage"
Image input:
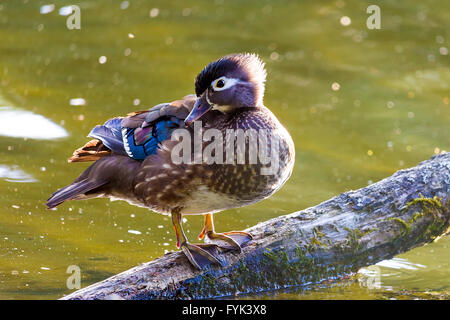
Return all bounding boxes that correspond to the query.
[47,53,295,269]
[124,103,295,215]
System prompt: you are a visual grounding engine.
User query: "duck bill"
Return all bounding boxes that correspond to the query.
[184,95,212,127]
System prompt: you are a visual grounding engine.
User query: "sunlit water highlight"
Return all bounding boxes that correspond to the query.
[0,165,37,183]
[0,105,68,140]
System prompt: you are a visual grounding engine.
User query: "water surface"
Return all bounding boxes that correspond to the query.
[0,0,449,299]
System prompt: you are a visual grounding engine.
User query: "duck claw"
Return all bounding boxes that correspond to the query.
[180,242,225,270]
[204,231,253,252]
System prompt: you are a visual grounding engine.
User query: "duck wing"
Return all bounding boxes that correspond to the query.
[69,95,195,162]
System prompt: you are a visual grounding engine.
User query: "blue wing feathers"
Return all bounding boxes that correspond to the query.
[123,117,182,160]
[104,118,124,138]
[88,117,127,156]
[87,104,187,161]
[89,115,183,160]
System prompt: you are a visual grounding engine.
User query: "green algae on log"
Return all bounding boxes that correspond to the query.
[61,153,450,300]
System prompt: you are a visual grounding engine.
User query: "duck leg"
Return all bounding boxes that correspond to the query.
[171,208,223,270]
[198,213,253,252]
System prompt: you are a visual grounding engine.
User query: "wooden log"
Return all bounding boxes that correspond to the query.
[61,153,450,300]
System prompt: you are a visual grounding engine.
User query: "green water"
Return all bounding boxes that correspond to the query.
[0,0,449,299]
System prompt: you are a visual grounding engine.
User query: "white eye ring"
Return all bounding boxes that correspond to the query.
[211,76,239,91]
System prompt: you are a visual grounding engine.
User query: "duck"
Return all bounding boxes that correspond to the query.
[46,53,295,270]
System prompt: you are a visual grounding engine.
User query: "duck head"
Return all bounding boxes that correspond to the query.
[184,53,267,126]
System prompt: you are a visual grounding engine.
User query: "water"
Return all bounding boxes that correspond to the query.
[0,0,449,299]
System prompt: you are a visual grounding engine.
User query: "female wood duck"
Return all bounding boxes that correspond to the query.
[47,53,295,270]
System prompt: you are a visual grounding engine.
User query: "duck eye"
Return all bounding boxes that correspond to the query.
[212,78,227,90]
[216,79,225,88]
[211,77,238,91]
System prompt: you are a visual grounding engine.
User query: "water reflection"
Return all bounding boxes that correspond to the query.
[39,4,55,15]
[0,106,68,140]
[0,164,37,183]
[376,257,426,271]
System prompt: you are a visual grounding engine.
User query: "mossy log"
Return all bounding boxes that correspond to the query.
[62,153,450,300]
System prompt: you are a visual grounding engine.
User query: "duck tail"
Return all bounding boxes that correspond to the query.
[47,155,140,209]
[46,178,108,209]
[46,158,113,209]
